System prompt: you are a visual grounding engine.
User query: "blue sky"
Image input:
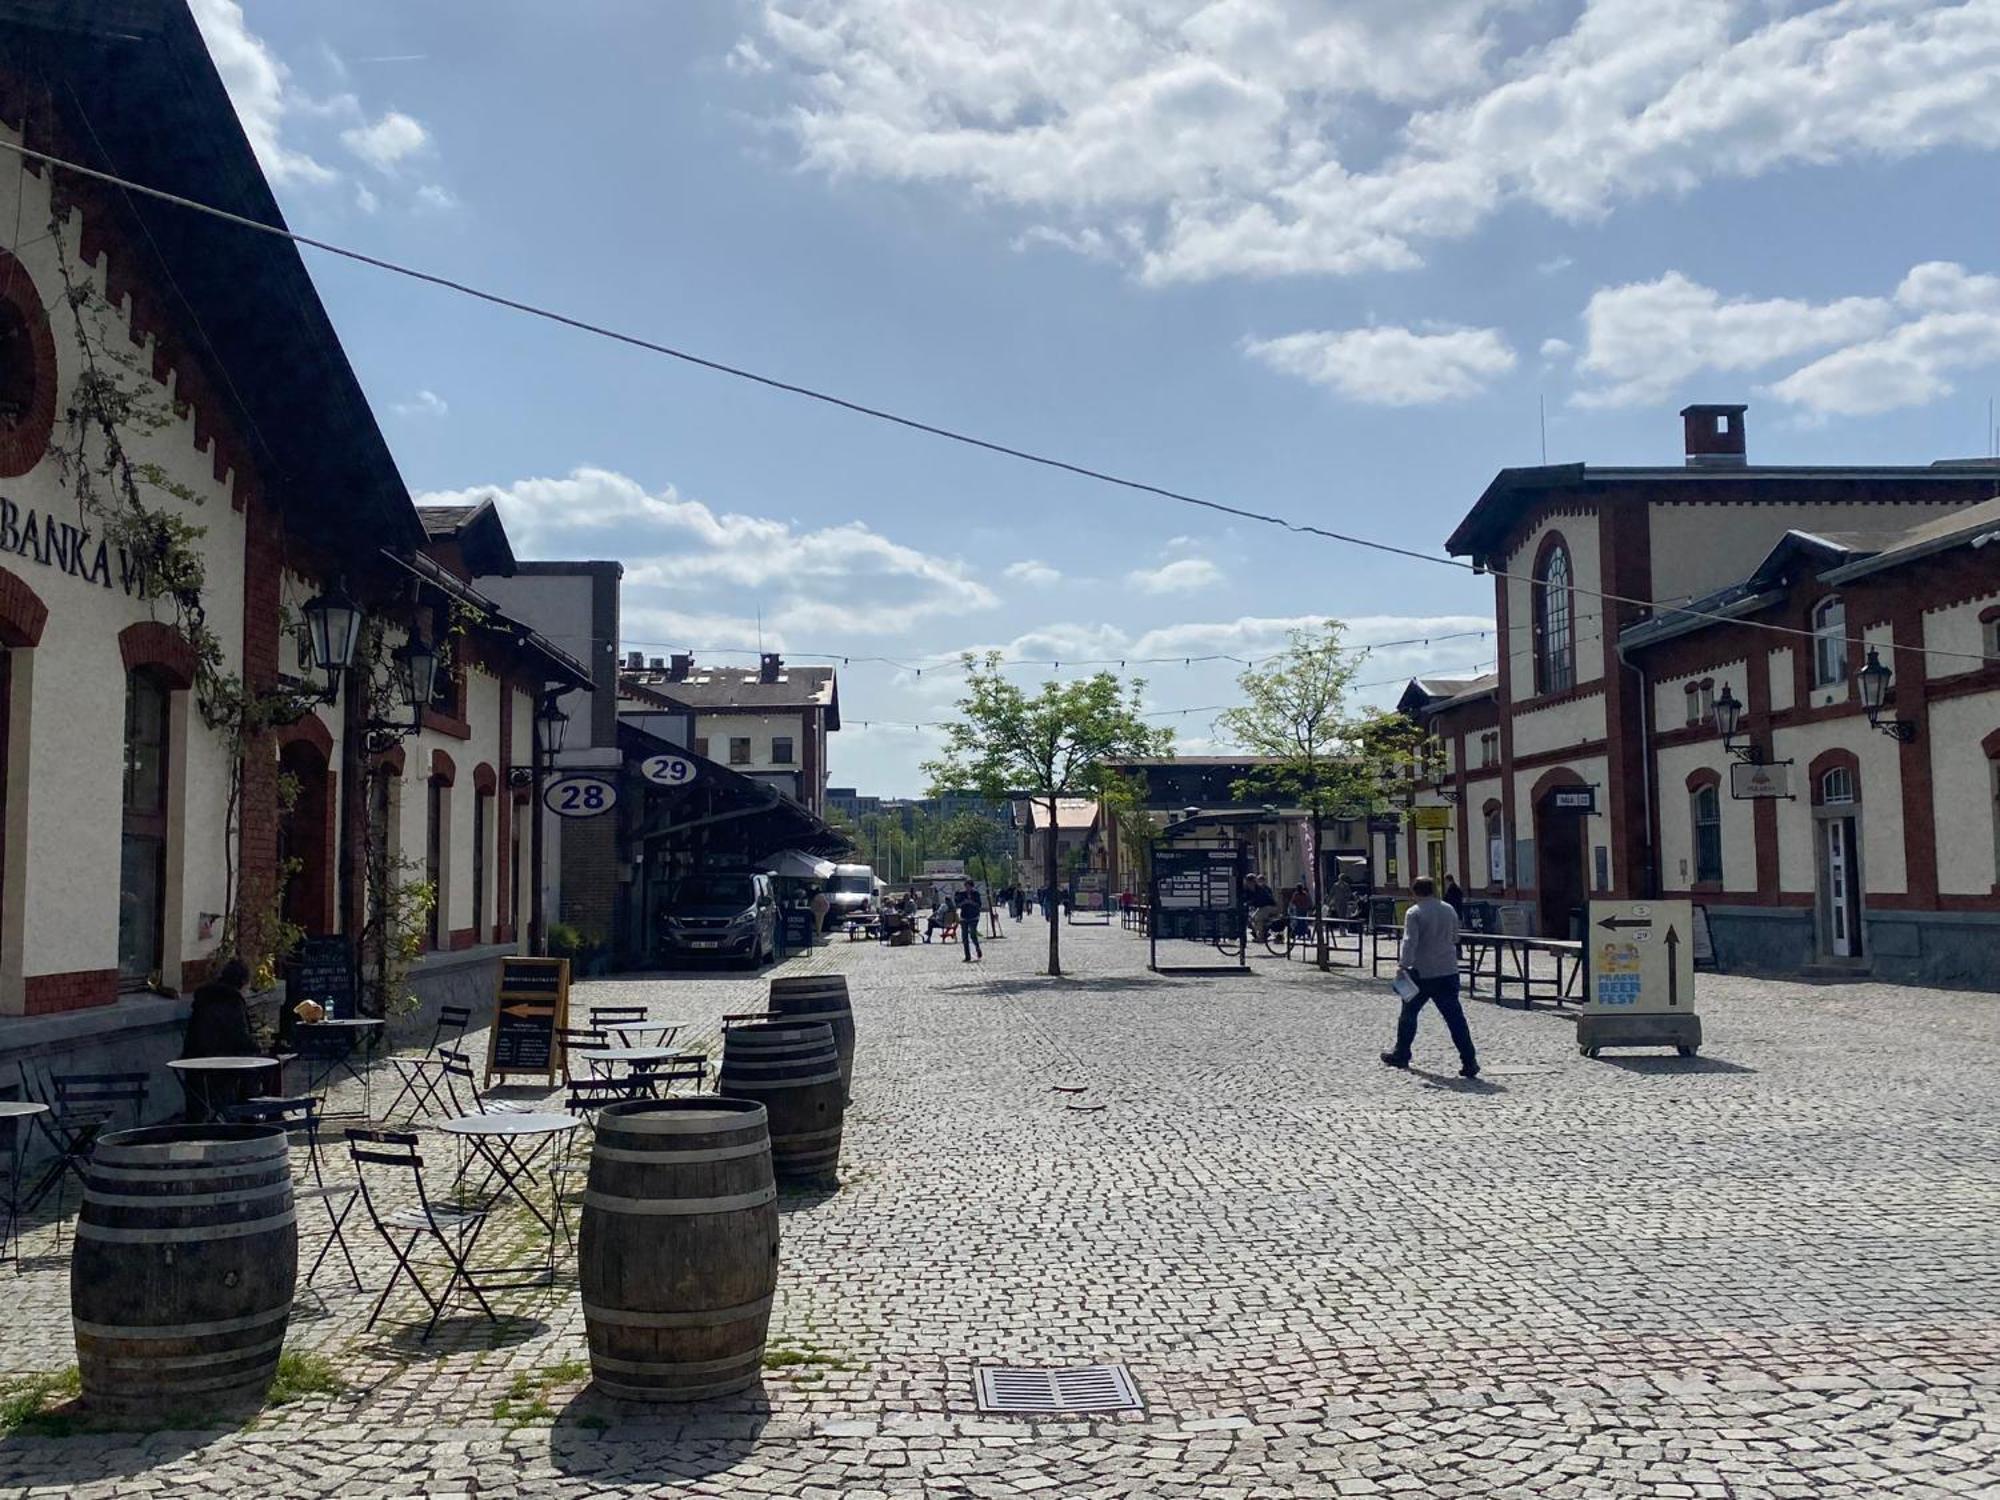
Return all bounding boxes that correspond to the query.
[199,0,2000,794]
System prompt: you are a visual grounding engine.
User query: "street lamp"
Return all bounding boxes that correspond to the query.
[389,627,441,716]
[300,578,363,702]
[1856,649,1917,742]
[1711,681,1763,763]
[535,690,571,757]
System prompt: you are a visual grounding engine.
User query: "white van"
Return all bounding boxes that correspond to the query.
[822,863,877,930]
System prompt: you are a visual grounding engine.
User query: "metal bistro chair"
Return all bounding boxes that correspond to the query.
[346,1128,498,1340]
[225,1095,362,1294]
[295,1023,368,1118]
[28,1071,149,1251]
[629,1053,709,1096]
[382,1005,473,1124]
[554,1027,609,1088]
[550,1077,657,1228]
[436,1049,531,1120]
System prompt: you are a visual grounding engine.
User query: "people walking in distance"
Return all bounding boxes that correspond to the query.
[1244,872,1280,942]
[1382,876,1479,1079]
[1331,870,1357,920]
[956,879,984,962]
[1442,872,1466,920]
[1010,884,1025,921]
[1287,881,1313,942]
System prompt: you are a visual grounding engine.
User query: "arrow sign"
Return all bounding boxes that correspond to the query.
[1665,927,1680,1006]
[1597,915,1654,931]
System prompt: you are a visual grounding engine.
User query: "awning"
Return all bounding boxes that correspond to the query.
[765,849,837,880]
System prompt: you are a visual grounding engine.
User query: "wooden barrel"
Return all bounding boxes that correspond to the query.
[72,1125,297,1417]
[767,975,855,1100]
[579,1098,778,1401]
[717,1021,844,1185]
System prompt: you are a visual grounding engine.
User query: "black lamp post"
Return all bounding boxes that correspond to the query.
[300,579,363,702]
[526,688,573,957]
[1712,681,1762,763]
[1856,649,1917,742]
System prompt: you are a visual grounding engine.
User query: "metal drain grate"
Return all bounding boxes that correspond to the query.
[974,1363,1143,1414]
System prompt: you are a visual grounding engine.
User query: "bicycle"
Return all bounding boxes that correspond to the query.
[1261,915,1310,959]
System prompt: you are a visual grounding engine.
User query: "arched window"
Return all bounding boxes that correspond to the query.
[1691,783,1723,883]
[1811,596,1847,687]
[1821,766,1855,805]
[1534,541,1574,695]
[1484,805,1505,885]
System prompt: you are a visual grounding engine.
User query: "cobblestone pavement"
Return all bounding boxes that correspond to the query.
[4,919,1999,1496]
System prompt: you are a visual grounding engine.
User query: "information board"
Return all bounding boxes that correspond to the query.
[1585,900,1696,1015]
[1411,805,1452,831]
[1149,846,1245,968]
[486,956,570,1084]
[1729,760,1793,800]
[289,935,357,1020]
[780,907,818,953]
[1072,871,1109,911]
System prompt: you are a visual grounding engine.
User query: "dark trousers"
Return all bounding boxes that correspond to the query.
[961,917,982,958]
[1388,974,1477,1068]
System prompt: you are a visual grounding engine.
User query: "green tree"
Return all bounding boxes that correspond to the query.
[926,654,1171,975]
[1217,623,1429,969]
[939,810,1009,890]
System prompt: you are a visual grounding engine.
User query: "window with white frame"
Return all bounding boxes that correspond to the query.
[1691,783,1723,883]
[1812,597,1848,687]
[1535,543,1575,695]
[1821,766,1856,804]
[1484,807,1505,884]
[1684,683,1700,725]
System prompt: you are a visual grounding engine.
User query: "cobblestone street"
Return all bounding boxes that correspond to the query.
[4,919,1999,1497]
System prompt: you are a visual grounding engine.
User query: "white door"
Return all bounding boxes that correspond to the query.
[1823,818,1855,957]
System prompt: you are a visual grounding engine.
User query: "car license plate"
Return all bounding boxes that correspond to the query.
[689,940,717,949]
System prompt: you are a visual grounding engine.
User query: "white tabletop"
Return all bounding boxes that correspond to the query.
[168,1056,284,1071]
[437,1111,580,1137]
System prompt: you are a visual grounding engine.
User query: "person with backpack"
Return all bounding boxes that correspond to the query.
[956,879,984,962]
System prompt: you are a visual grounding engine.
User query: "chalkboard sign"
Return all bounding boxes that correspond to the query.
[781,907,817,953]
[289,936,357,1019]
[486,956,569,1084]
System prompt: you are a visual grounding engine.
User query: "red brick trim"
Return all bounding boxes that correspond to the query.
[449,926,478,952]
[1685,766,1721,792]
[24,968,118,1014]
[1808,747,1862,806]
[1927,664,2000,703]
[0,564,48,648]
[1529,764,1590,806]
[473,762,497,795]
[430,748,456,786]
[1983,727,2000,760]
[1512,680,1608,716]
[1511,739,1610,772]
[419,706,472,740]
[274,713,334,759]
[371,742,407,776]
[0,249,58,479]
[117,621,198,689]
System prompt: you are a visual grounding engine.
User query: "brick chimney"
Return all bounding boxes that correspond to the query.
[759,652,782,683]
[1681,403,1747,467]
[668,653,692,681]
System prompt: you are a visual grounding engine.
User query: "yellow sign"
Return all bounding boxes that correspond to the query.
[1411,805,1453,830]
[1585,900,1696,1015]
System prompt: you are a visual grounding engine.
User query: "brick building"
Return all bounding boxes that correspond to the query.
[618,653,840,816]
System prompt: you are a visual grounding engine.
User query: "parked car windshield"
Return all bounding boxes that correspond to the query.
[828,872,873,894]
[672,875,755,907]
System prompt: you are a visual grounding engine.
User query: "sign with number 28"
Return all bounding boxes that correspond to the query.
[543,775,618,818]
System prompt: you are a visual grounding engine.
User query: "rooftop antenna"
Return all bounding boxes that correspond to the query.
[1539,394,1548,465]
[756,605,764,654]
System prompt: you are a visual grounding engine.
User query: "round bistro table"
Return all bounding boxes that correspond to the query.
[166,1056,284,1124]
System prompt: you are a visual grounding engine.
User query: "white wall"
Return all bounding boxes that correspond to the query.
[1648,498,1971,605]
[1655,742,1754,890]
[1511,690,1607,759]
[1931,692,2000,895]
[1769,717,1908,895]
[1924,589,2000,681]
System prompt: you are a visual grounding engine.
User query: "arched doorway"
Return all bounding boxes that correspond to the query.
[1533,773,1590,938]
[278,737,333,937]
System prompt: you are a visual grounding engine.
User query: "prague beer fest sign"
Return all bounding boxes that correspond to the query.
[1576,899,1702,1059]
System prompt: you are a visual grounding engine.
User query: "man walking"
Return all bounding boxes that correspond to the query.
[957,879,984,962]
[1382,876,1478,1079]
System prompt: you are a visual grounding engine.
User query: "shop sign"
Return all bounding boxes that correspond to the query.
[543,774,618,818]
[1729,761,1792,800]
[640,752,699,788]
[1550,786,1597,813]
[1411,805,1452,830]
[1585,900,1696,1014]
[0,498,150,594]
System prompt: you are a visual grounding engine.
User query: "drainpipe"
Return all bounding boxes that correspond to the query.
[1616,638,1656,898]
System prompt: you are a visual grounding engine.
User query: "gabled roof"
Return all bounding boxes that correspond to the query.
[418,498,517,578]
[1445,460,2000,564]
[1016,797,1100,831]
[1397,674,1499,717]
[619,664,841,728]
[0,0,425,557]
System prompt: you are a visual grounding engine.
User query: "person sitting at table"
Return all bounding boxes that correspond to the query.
[924,895,955,943]
[180,958,260,1121]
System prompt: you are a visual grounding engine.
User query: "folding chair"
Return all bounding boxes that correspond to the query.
[381,1005,472,1124]
[562,1078,657,1118]
[554,1027,609,1088]
[588,1005,677,1048]
[436,1049,530,1120]
[28,1071,149,1251]
[295,1023,366,1117]
[226,1095,361,1293]
[346,1128,497,1339]
[629,1053,708,1095]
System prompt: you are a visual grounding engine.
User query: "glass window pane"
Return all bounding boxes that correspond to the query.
[118,834,163,981]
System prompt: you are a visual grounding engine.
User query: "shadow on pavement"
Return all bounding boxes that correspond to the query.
[548,1387,772,1483]
[1598,1055,1757,1076]
[363,1312,551,1359]
[0,1408,232,1480]
[1411,1068,1507,1095]
[943,975,1179,996]
[776,1182,840,1215]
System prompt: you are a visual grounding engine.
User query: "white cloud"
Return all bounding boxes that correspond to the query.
[189,0,335,184]
[393,389,449,419]
[418,467,997,636]
[1537,255,1575,276]
[1245,324,1515,404]
[744,0,2000,283]
[1127,557,1223,594]
[341,110,429,172]
[1569,261,2000,416]
[354,183,380,214]
[1539,337,1573,362]
[414,184,459,211]
[1004,559,1062,586]
[1573,270,1894,408]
